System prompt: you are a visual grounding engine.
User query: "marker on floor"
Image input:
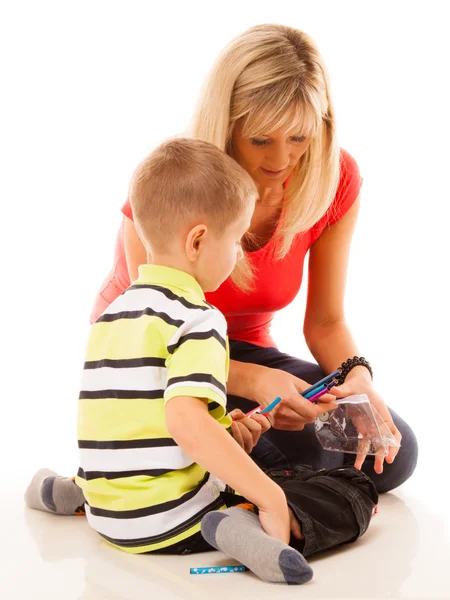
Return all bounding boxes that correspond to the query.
[190,565,248,574]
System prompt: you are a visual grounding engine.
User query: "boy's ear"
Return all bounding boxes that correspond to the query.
[185,224,208,262]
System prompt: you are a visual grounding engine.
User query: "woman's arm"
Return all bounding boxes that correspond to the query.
[123,216,148,281]
[303,194,401,470]
[303,195,361,369]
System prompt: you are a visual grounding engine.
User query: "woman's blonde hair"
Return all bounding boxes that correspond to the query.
[190,24,340,289]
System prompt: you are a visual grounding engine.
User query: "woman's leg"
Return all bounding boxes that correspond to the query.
[228,340,418,493]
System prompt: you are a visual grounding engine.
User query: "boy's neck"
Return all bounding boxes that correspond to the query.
[146,254,196,280]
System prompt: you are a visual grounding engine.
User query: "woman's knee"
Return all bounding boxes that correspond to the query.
[388,411,418,490]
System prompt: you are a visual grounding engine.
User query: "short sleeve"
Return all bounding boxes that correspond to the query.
[121,199,133,220]
[326,149,363,226]
[164,308,231,427]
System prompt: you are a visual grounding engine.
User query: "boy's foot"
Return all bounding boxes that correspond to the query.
[25,469,85,515]
[201,507,313,585]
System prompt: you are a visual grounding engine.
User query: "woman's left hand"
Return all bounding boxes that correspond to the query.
[329,366,402,474]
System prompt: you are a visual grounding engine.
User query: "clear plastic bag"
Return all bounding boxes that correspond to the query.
[314,394,401,456]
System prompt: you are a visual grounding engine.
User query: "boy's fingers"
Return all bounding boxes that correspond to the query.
[251,413,271,433]
[239,417,262,447]
[289,515,303,540]
[235,422,254,454]
[229,408,246,420]
[231,421,244,449]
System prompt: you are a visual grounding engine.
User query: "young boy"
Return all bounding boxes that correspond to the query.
[26,139,378,585]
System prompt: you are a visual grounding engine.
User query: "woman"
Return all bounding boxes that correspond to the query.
[70,24,419,494]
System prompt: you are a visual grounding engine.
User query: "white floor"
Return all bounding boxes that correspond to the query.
[2,449,449,600]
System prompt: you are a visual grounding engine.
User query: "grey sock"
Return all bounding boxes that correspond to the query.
[201,507,313,585]
[24,468,85,515]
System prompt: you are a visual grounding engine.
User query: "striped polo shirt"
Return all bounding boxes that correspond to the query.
[76,264,232,553]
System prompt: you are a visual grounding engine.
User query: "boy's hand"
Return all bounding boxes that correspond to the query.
[228,408,271,454]
[257,493,291,544]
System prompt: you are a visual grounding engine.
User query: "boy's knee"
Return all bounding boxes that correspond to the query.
[281,466,378,556]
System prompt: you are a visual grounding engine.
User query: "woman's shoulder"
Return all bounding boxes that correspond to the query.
[339,148,361,188]
[325,148,363,225]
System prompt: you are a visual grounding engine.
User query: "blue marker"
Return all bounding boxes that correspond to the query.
[190,565,248,574]
[304,382,328,399]
[260,396,281,415]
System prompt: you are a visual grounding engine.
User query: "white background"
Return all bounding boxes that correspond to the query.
[1,0,449,478]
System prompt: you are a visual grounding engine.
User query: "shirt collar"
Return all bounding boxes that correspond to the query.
[136,264,205,299]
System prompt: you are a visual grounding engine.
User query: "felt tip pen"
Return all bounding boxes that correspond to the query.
[306,380,337,403]
[190,566,248,574]
[301,370,340,398]
[260,396,282,415]
[227,397,281,432]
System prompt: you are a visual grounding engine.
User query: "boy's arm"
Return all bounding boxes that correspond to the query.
[165,395,288,535]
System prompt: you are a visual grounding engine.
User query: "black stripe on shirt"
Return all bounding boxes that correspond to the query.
[78,438,178,450]
[167,330,227,354]
[127,284,210,313]
[96,307,183,327]
[79,389,164,400]
[84,357,166,370]
[98,496,225,547]
[166,374,226,396]
[88,473,210,519]
[77,467,174,481]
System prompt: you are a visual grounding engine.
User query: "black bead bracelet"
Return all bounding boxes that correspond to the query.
[335,356,373,385]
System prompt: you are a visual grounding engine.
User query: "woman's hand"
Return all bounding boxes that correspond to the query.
[329,366,402,473]
[228,408,271,454]
[247,365,338,431]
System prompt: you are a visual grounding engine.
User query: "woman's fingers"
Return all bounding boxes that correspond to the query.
[354,452,366,471]
[284,395,338,421]
[270,404,306,430]
[269,395,338,430]
[385,424,402,463]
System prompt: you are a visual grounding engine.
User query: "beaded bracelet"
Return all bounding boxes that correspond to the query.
[335,356,373,385]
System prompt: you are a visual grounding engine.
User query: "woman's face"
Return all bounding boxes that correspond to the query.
[231,119,311,188]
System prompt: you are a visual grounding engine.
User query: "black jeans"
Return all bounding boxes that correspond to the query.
[153,465,378,557]
[228,340,418,495]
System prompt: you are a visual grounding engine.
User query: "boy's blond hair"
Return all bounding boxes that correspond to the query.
[129,138,257,257]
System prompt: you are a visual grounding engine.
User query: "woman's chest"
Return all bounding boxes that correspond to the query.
[244,204,282,251]
[207,232,313,316]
